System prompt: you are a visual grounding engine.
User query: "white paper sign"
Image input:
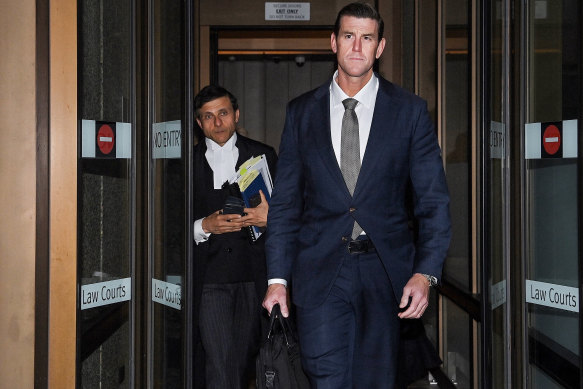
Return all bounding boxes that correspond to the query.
[152,278,182,310]
[490,121,506,159]
[535,0,547,19]
[491,279,507,310]
[265,2,310,21]
[152,120,181,159]
[526,279,578,312]
[81,277,132,310]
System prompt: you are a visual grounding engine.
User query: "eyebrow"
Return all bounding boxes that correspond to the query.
[341,30,376,38]
[202,108,230,116]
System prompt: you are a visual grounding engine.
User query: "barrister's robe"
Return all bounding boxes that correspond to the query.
[192,134,277,388]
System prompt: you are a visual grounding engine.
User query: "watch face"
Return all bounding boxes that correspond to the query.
[422,274,438,286]
[429,276,438,286]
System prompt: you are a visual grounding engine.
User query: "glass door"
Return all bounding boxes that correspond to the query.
[77,0,135,387]
[439,0,476,387]
[486,0,512,387]
[148,0,191,387]
[77,0,194,387]
[523,0,581,387]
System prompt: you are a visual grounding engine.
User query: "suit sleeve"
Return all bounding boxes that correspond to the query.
[264,104,305,281]
[409,101,451,279]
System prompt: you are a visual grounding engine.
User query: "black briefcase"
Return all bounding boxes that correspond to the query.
[256,304,310,389]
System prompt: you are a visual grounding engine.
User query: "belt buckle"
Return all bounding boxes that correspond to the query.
[348,239,366,254]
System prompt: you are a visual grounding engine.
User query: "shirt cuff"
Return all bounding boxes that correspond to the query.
[194,218,211,244]
[268,278,288,287]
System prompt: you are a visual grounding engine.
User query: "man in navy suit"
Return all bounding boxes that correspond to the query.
[262,3,451,388]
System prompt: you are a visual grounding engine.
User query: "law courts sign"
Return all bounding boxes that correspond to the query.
[526,279,579,313]
[81,278,132,310]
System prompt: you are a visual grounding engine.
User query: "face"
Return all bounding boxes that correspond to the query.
[331,16,386,81]
[196,96,240,146]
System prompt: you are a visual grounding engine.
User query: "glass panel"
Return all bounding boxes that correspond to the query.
[525,0,581,387]
[488,0,511,387]
[442,0,472,293]
[77,0,133,387]
[442,297,473,388]
[150,0,186,387]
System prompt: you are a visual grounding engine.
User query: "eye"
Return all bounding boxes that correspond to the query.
[219,111,228,116]
[203,114,213,121]
[344,33,352,39]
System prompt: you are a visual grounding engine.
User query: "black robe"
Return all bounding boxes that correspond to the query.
[192,134,278,388]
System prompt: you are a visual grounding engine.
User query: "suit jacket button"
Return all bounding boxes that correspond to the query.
[341,236,349,242]
[225,247,232,253]
[349,207,356,213]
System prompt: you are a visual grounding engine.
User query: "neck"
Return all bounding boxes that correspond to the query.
[336,70,373,97]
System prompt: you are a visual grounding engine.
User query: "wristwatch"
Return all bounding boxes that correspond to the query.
[421,273,438,287]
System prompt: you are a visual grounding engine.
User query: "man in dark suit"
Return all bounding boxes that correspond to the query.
[192,85,277,388]
[262,3,451,388]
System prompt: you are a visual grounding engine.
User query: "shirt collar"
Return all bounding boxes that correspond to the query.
[205,132,237,151]
[330,70,378,110]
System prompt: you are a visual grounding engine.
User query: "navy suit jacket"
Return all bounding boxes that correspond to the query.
[265,74,451,308]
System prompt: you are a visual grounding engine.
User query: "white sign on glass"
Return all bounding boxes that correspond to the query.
[265,2,310,21]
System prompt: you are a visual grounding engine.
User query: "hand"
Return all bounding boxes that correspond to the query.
[241,190,268,228]
[262,283,289,317]
[398,273,431,319]
[201,210,245,235]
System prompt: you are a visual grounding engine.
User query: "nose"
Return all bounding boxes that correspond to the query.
[352,37,361,52]
[213,115,222,127]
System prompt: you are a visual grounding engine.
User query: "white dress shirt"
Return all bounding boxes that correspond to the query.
[193,133,239,244]
[330,70,379,165]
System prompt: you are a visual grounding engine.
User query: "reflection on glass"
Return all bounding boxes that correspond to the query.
[442,0,471,293]
[443,297,473,388]
[150,0,186,387]
[525,0,580,387]
[440,1,475,387]
[78,0,133,387]
[488,1,510,388]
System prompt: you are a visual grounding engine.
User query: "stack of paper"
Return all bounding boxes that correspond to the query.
[229,154,274,241]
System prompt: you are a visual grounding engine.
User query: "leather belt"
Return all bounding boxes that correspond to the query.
[347,238,376,254]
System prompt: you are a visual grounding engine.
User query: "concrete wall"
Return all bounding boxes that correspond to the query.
[0,0,37,387]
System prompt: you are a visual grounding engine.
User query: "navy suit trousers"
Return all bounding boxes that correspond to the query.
[296,250,400,388]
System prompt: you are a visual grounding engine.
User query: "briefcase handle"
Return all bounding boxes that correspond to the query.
[267,304,293,347]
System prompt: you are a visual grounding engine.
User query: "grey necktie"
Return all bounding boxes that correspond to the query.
[340,98,363,239]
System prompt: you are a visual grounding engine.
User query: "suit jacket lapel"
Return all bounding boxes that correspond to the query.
[355,79,398,197]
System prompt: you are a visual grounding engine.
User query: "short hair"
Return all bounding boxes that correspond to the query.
[194,85,239,117]
[333,2,384,41]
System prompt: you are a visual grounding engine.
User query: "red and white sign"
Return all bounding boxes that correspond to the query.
[525,119,577,159]
[542,124,560,156]
[82,120,131,159]
[97,123,115,155]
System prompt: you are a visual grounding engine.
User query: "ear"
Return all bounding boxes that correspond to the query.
[196,117,202,128]
[330,32,337,53]
[235,109,240,123]
[375,37,386,59]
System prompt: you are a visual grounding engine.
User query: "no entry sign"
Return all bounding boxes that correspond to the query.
[97,123,115,156]
[525,119,577,159]
[542,123,561,157]
[82,120,131,159]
